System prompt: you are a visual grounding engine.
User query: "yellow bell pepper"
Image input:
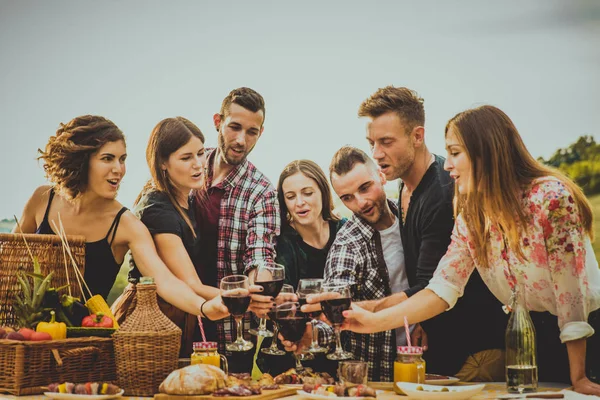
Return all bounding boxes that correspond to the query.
[36,310,67,340]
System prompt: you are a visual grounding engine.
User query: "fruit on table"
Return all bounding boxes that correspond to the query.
[6,332,25,340]
[47,382,121,395]
[82,313,114,328]
[18,327,35,340]
[36,311,67,340]
[31,331,52,341]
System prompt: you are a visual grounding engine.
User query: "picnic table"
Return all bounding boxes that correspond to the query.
[1,382,578,400]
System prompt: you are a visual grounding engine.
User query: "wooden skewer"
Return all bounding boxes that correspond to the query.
[51,216,92,302]
[13,214,35,265]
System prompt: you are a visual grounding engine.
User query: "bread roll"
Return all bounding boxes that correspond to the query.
[159,364,227,395]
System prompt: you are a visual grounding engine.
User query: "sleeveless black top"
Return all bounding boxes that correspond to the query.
[36,189,127,299]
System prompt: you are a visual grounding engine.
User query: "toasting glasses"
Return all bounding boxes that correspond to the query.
[220,275,253,352]
[262,283,294,356]
[297,278,328,355]
[321,282,353,360]
[249,262,285,337]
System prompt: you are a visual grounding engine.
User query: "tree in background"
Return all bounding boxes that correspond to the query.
[539,135,600,195]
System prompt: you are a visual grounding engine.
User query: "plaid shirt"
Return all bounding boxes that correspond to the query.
[323,200,398,382]
[195,148,280,354]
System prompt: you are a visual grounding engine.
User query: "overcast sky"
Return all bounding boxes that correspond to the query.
[1,0,599,218]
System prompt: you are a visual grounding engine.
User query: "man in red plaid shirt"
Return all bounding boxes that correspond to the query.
[192,88,280,363]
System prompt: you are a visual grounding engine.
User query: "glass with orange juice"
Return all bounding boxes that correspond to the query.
[394,346,426,394]
[191,342,228,373]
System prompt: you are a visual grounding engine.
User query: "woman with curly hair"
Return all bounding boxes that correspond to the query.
[333,106,600,394]
[15,115,230,320]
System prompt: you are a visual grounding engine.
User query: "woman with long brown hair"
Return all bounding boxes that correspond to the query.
[276,160,346,289]
[331,106,600,394]
[122,117,271,356]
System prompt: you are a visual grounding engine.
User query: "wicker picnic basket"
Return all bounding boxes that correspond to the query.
[0,233,86,327]
[0,336,116,395]
[0,233,118,395]
[113,278,181,396]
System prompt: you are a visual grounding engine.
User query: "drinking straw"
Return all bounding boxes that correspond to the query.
[404,316,412,347]
[197,315,207,342]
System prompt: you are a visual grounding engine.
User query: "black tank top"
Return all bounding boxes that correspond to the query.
[36,189,127,299]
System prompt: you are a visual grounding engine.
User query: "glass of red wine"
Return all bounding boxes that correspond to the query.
[321,282,353,360]
[275,301,309,371]
[249,262,285,337]
[220,275,253,352]
[262,283,294,356]
[297,278,327,356]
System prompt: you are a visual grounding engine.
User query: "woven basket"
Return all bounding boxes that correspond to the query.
[113,280,181,396]
[0,233,86,327]
[0,337,116,395]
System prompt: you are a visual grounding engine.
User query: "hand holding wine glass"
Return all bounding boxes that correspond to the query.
[297,278,327,355]
[249,262,285,337]
[321,282,353,360]
[262,284,294,356]
[221,275,253,352]
[275,301,309,370]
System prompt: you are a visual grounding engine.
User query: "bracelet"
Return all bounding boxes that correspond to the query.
[200,301,214,321]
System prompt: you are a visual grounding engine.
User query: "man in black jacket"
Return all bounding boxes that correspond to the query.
[357,86,508,378]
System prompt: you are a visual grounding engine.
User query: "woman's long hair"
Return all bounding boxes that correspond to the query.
[446,105,593,267]
[135,117,205,237]
[277,160,339,230]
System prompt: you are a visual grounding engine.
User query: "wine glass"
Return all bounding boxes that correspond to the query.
[275,301,309,371]
[321,282,353,360]
[220,275,253,352]
[262,283,294,356]
[297,278,327,356]
[249,262,285,337]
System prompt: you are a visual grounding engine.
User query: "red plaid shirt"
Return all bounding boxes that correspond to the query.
[194,148,280,353]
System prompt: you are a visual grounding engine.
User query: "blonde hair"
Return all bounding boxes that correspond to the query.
[446,105,593,267]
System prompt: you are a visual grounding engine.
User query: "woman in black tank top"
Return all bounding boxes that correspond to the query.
[125,117,271,356]
[15,115,233,321]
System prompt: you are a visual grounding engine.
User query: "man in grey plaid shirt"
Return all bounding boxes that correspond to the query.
[282,146,409,381]
[325,146,410,381]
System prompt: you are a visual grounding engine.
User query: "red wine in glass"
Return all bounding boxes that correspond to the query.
[255,279,284,297]
[322,297,351,325]
[222,295,251,317]
[276,316,307,342]
[298,296,322,319]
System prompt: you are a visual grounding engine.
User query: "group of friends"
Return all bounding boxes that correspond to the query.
[14,86,600,395]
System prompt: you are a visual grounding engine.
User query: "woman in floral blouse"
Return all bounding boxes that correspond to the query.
[339,105,600,395]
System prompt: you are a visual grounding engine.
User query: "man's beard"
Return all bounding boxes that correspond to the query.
[218,133,247,166]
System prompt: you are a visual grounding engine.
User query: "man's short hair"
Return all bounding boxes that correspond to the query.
[220,87,266,125]
[329,146,375,179]
[358,86,425,133]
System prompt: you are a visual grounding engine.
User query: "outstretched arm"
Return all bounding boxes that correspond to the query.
[122,213,229,320]
[341,288,448,334]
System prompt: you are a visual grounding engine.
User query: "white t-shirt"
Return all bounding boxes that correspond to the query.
[379,216,412,346]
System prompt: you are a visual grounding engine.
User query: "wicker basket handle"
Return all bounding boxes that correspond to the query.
[51,346,100,367]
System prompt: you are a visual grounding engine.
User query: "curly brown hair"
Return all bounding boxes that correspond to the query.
[38,115,125,199]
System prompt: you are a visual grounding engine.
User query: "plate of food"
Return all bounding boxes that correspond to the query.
[396,382,485,400]
[297,383,379,399]
[274,367,335,386]
[424,373,460,385]
[44,382,123,400]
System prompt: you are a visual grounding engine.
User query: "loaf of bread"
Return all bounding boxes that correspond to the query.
[159,364,227,395]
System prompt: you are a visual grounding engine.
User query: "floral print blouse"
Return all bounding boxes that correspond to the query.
[428,176,600,342]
